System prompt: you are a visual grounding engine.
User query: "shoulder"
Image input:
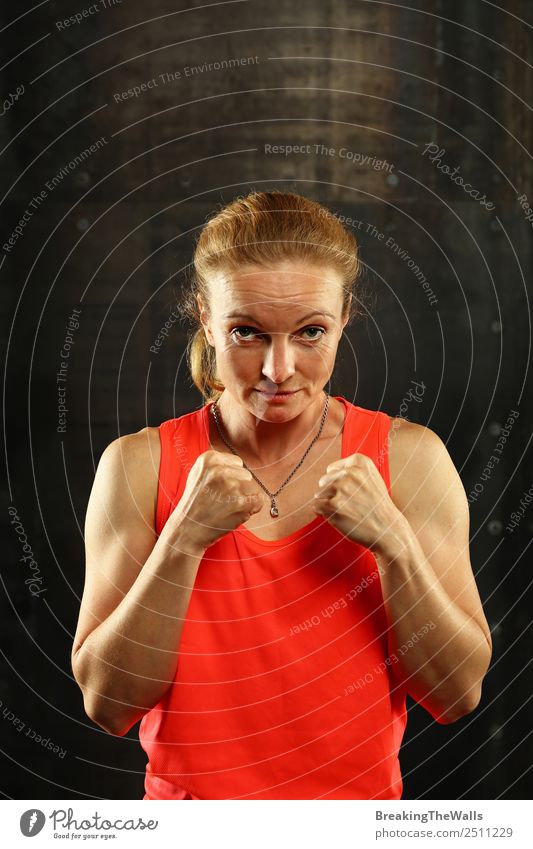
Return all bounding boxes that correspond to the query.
[100,426,161,473]
[94,427,161,524]
[387,416,451,481]
[387,417,466,515]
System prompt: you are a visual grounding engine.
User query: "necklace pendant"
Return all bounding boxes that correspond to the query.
[211,395,330,524]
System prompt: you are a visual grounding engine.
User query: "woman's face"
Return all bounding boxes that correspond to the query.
[198,259,350,418]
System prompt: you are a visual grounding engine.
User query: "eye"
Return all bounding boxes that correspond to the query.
[230,325,326,343]
[230,326,259,341]
[300,326,325,341]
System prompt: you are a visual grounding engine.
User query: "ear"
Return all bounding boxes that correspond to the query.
[197,293,215,346]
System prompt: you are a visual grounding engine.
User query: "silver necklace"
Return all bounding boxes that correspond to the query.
[210,393,330,518]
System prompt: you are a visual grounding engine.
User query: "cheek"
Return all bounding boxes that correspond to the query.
[216,337,242,359]
[216,342,258,372]
[305,342,338,370]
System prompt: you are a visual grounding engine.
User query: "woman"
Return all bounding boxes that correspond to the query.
[72,190,492,800]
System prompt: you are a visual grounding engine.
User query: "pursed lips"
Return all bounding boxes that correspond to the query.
[256,389,299,395]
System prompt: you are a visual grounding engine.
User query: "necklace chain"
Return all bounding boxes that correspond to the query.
[210,393,330,518]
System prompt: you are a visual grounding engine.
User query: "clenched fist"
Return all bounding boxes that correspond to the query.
[164,449,264,551]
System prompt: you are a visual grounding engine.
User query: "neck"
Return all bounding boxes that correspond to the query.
[211,390,329,465]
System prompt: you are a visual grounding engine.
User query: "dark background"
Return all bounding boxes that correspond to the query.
[1,0,532,800]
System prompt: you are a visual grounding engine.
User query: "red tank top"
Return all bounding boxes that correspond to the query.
[139,396,407,800]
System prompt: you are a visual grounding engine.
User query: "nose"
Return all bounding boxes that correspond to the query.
[261,334,296,385]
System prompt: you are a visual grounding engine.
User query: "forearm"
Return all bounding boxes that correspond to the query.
[373,520,491,722]
[73,528,205,734]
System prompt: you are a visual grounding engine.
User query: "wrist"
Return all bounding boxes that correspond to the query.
[159,517,207,560]
[371,511,415,563]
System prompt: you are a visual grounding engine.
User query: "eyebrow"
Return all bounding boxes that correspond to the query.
[222,310,336,322]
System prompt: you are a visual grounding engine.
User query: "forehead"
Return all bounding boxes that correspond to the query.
[208,261,344,316]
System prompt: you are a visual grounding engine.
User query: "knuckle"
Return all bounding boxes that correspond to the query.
[200,450,217,469]
[206,465,225,485]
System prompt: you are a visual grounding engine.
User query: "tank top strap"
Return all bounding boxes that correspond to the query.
[155,405,210,536]
[339,398,392,497]
[340,398,396,671]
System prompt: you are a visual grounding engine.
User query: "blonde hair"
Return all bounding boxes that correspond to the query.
[178,190,364,404]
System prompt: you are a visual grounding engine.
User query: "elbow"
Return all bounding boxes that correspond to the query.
[421,636,491,726]
[86,700,120,735]
[83,697,136,737]
[433,686,482,725]
[72,647,137,736]
[432,639,492,725]
[96,718,132,738]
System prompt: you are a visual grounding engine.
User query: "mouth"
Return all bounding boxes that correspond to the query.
[255,389,300,400]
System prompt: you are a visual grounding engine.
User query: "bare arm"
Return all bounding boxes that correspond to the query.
[71,428,206,736]
[375,419,492,724]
